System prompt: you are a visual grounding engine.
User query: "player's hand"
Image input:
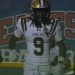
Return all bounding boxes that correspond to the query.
[52,62,64,75]
[58,57,71,69]
[10,49,19,61]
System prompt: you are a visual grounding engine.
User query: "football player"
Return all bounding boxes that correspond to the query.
[9,0,68,75]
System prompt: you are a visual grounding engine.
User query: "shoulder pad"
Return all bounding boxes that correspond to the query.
[50,18,59,24]
[20,14,32,22]
[50,18,59,34]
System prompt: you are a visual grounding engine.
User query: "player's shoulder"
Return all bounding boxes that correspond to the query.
[49,17,61,31]
[50,17,60,28]
[50,17,59,24]
[20,14,32,22]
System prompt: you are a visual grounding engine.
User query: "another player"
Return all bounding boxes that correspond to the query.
[9,0,67,75]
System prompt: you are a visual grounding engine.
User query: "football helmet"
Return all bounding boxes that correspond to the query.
[31,0,51,23]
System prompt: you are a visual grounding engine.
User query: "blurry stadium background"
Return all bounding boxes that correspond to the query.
[0,0,75,75]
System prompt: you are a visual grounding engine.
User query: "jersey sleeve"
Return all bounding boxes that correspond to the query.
[14,18,23,38]
[54,22,62,42]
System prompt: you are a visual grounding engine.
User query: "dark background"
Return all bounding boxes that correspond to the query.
[0,0,75,19]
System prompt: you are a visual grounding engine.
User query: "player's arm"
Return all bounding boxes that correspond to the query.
[56,40,70,68]
[55,22,70,67]
[9,18,23,50]
[54,22,66,57]
[9,18,25,61]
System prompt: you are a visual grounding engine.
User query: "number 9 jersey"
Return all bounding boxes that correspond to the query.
[14,17,62,65]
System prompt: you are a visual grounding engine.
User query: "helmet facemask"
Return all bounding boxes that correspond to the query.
[33,8,50,22]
